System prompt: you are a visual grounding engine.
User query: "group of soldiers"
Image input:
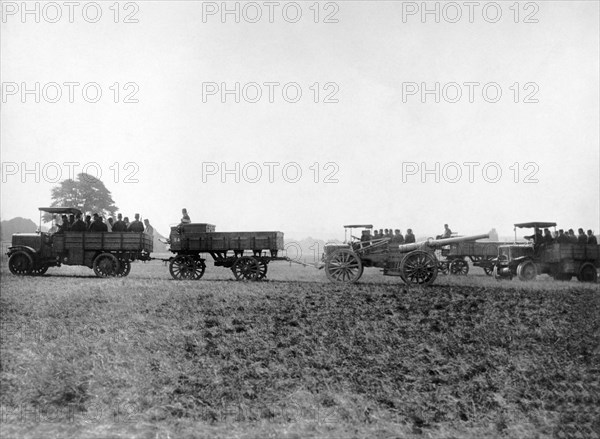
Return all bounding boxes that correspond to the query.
[361,223,454,244]
[361,227,416,244]
[528,227,598,246]
[53,212,153,236]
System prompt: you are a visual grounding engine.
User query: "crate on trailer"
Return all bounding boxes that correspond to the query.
[181,224,216,233]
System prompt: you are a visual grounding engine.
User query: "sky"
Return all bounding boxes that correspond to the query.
[1,1,599,241]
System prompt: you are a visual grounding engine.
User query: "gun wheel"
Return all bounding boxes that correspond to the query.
[483,266,493,276]
[400,250,438,286]
[93,253,120,277]
[232,256,260,281]
[325,249,363,283]
[9,251,33,276]
[170,255,205,280]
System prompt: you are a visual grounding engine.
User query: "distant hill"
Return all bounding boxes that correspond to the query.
[1,217,38,241]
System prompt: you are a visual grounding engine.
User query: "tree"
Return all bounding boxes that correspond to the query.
[43,173,118,222]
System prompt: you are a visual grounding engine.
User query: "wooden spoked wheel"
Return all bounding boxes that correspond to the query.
[449,259,469,275]
[256,259,268,280]
[438,261,449,275]
[577,263,598,283]
[232,256,261,281]
[325,249,364,283]
[116,259,131,277]
[93,253,120,277]
[169,255,206,280]
[8,251,33,276]
[399,251,438,286]
[31,264,49,276]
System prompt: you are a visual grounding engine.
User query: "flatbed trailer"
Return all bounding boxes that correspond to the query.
[440,241,506,275]
[166,224,287,280]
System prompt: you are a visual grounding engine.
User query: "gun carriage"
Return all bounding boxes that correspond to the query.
[323,225,489,286]
[7,207,152,277]
[493,222,599,282]
[166,223,286,280]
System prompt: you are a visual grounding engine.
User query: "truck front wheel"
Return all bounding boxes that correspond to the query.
[8,251,34,276]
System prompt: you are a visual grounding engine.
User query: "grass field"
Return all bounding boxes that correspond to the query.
[1,257,599,439]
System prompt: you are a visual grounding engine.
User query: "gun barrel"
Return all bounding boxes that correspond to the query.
[397,233,489,253]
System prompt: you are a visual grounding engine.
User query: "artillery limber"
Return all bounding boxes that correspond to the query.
[323,225,489,286]
[166,223,286,280]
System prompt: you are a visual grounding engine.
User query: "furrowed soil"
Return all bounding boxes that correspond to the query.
[1,260,599,439]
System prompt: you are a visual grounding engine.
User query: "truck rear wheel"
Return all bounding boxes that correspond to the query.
[577,263,598,283]
[9,251,33,276]
[93,253,120,277]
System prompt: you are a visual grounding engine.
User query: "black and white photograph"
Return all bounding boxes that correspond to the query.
[1,1,599,438]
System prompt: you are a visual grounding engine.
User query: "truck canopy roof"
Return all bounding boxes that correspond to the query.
[514,222,557,229]
[343,224,373,229]
[38,207,83,215]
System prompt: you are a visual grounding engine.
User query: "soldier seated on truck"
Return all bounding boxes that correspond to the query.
[543,228,554,244]
[587,230,598,245]
[361,230,371,242]
[70,213,87,232]
[577,228,587,244]
[404,229,415,243]
[56,215,70,234]
[112,213,127,232]
[89,214,108,232]
[128,214,145,233]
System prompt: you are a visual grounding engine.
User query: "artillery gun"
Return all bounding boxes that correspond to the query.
[323,225,489,286]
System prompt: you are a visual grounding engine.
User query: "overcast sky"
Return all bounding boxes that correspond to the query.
[1,1,598,240]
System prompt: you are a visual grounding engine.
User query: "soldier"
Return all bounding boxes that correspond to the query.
[128,214,145,232]
[84,215,92,230]
[379,229,384,238]
[107,217,114,232]
[181,208,191,224]
[577,228,587,244]
[442,224,452,239]
[56,215,69,234]
[68,214,75,230]
[587,230,598,245]
[89,213,108,232]
[405,229,415,243]
[123,217,130,230]
[70,213,87,232]
[543,228,554,244]
[393,229,404,244]
[112,213,127,232]
[568,229,577,243]
[144,219,154,237]
[361,230,371,242]
[556,229,569,244]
